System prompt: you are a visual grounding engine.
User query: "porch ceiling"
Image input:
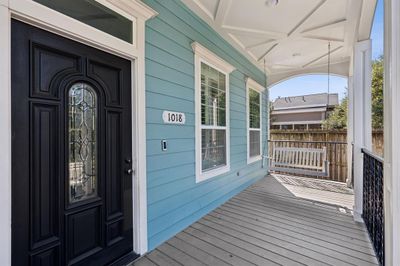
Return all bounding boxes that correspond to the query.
[182,0,377,86]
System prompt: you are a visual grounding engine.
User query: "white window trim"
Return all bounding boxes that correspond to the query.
[192,42,235,183]
[246,78,264,164]
[0,0,157,261]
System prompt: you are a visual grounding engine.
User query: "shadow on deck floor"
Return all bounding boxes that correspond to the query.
[130,175,378,266]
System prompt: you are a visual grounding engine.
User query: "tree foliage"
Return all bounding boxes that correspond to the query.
[323,56,384,130]
[371,56,384,129]
[323,95,348,129]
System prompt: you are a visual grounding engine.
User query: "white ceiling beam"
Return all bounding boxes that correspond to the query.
[181,0,265,70]
[302,46,343,68]
[188,0,215,21]
[269,58,349,76]
[257,43,279,62]
[227,33,246,50]
[301,19,347,34]
[288,0,327,36]
[247,50,259,63]
[301,36,345,43]
[245,39,278,50]
[343,0,363,55]
[222,25,287,39]
[214,0,231,26]
[271,64,297,69]
[303,58,350,70]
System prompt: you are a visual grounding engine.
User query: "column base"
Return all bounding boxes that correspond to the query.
[353,208,363,222]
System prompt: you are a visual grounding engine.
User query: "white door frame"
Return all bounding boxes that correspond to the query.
[0,0,157,263]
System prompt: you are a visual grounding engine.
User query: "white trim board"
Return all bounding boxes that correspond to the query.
[192,41,235,183]
[271,107,327,115]
[246,78,264,164]
[271,120,324,125]
[0,0,157,262]
[273,104,332,111]
[0,6,11,266]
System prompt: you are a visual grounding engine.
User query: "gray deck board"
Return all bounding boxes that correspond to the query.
[131,175,378,266]
[146,250,182,266]
[166,237,231,266]
[185,226,282,266]
[234,192,364,228]
[131,257,158,266]
[225,200,368,240]
[211,208,375,255]
[157,243,206,266]
[176,231,255,266]
[201,215,377,265]
[195,218,349,266]
[218,204,373,249]
[233,194,366,233]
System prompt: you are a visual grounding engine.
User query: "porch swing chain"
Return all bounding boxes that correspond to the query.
[262,58,268,168]
[326,42,331,120]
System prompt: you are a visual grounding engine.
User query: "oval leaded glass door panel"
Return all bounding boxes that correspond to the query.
[68,83,98,203]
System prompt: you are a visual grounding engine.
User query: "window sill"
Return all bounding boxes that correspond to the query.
[196,165,230,183]
[247,155,262,165]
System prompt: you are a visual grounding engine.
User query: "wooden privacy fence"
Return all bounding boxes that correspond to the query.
[268,140,348,182]
[270,129,384,157]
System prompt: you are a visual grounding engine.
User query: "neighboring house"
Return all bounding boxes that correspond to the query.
[271,93,339,130]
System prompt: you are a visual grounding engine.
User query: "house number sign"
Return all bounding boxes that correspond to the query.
[162,111,186,125]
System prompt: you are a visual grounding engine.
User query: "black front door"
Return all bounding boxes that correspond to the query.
[11,20,136,266]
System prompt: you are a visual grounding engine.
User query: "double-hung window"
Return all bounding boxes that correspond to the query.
[192,42,235,182]
[247,79,263,164]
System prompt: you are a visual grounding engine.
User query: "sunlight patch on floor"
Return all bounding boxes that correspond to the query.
[272,174,354,210]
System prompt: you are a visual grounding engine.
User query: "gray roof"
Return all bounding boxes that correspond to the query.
[272,93,339,110]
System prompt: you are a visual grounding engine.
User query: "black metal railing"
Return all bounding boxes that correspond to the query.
[362,148,384,266]
[268,140,348,182]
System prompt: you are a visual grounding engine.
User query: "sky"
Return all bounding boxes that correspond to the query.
[269,0,383,102]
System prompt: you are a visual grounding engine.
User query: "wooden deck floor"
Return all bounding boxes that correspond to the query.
[131,175,378,266]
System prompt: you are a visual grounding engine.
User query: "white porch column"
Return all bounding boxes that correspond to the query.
[346,76,354,188]
[352,39,372,222]
[384,0,400,264]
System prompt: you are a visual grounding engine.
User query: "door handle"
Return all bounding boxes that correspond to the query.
[126,168,133,175]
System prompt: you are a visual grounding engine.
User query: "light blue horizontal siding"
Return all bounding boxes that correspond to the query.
[143,0,268,251]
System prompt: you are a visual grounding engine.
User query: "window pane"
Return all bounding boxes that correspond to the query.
[201,63,226,126]
[68,83,98,203]
[201,129,226,171]
[249,88,260,128]
[249,130,261,157]
[34,0,133,43]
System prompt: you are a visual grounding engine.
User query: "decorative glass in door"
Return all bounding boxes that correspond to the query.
[68,83,98,203]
